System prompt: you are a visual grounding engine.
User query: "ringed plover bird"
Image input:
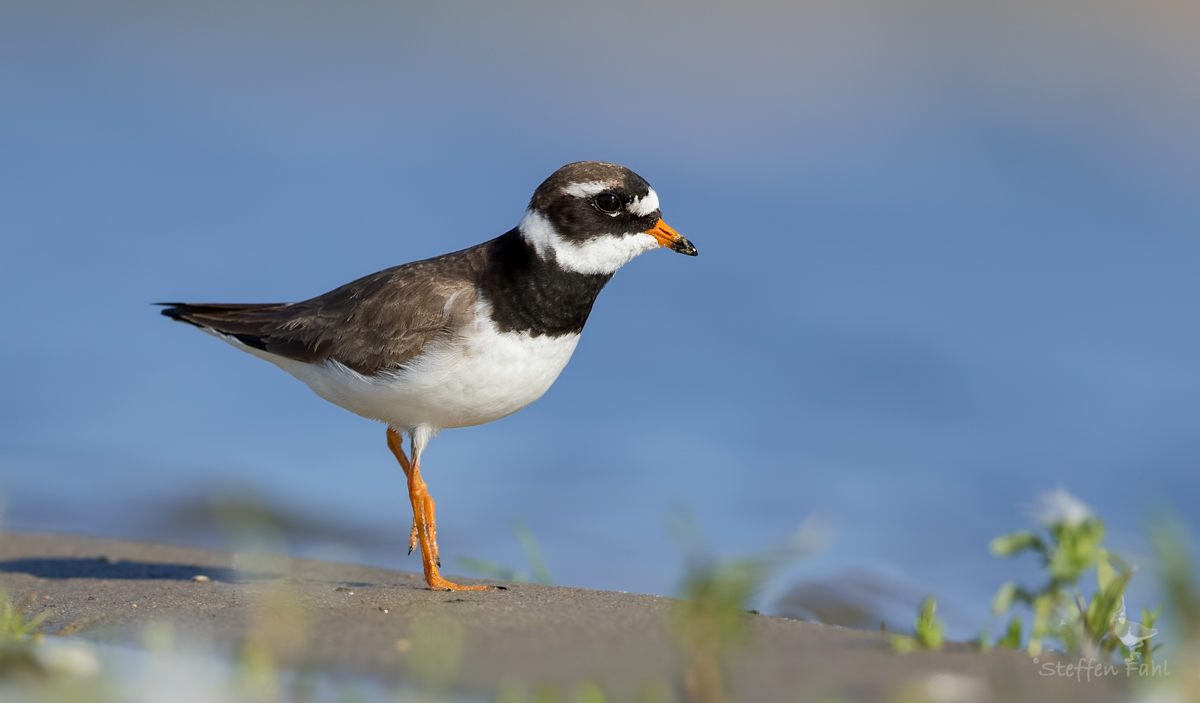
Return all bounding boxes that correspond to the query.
[161,161,697,590]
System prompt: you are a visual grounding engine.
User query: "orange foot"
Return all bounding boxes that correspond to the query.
[387,428,492,591]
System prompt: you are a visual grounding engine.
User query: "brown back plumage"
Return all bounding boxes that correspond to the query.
[160,245,486,376]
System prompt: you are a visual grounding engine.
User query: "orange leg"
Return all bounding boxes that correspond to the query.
[386,428,490,591]
[386,430,427,561]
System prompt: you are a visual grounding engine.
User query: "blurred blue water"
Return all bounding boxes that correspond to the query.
[2,0,1197,635]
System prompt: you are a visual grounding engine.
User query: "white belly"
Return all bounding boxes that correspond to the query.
[262,319,581,432]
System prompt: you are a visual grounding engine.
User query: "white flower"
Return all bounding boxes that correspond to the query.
[1033,488,1094,527]
[1111,597,1158,648]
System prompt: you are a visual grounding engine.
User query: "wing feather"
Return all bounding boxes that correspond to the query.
[160,247,484,375]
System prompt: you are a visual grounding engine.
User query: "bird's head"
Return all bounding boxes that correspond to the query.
[520,161,697,275]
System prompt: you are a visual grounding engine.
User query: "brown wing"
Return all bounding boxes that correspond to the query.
[160,247,484,376]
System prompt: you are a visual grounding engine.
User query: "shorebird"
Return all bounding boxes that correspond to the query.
[161,161,697,590]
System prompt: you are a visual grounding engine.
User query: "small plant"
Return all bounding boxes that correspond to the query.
[891,596,945,653]
[988,489,1158,659]
[670,512,826,703]
[0,589,48,645]
[1141,512,1200,700]
[1152,513,1200,646]
[0,588,48,678]
[0,587,102,689]
[674,556,762,703]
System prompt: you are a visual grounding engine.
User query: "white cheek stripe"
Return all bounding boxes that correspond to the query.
[519,210,661,275]
[629,188,660,217]
[562,180,614,198]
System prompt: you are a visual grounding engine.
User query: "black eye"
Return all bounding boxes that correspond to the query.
[594,193,622,213]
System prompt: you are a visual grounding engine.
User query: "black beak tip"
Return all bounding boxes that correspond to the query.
[672,238,698,256]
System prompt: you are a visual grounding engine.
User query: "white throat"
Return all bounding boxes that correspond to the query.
[519,210,659,275]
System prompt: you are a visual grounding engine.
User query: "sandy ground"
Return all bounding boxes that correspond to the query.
[0,531,1129,702]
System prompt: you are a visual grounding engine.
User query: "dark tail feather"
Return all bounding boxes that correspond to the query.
[157,303,288,327]
[157,302,284,323]
[157,302,294,353]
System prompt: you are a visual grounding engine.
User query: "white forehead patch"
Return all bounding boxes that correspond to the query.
[562,180,613,198]
[628,188,660,217]
[519,210,661,275]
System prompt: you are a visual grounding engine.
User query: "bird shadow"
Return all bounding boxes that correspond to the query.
[0,556,280,583]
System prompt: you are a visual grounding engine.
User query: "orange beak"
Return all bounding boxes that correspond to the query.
[644,219,698,256]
